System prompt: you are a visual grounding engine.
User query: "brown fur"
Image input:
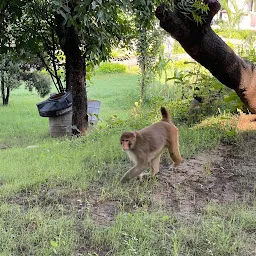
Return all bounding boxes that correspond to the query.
[120,107,182,182]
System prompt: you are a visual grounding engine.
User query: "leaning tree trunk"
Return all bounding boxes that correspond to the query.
[56,15,88,135]
[155,0,256,113]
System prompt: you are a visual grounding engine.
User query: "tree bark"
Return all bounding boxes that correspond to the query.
[155,0,256,113]
[65,56,72,92]
[55,15,88,135]
[1,72,9,106]
[1,72,5,105]
[4,86,9,105]
[65,25,88,135]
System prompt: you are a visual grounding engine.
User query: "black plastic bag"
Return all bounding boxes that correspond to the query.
[36,92,72,117]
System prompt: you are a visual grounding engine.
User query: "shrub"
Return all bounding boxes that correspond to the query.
[24,71,52,97]
[96,62,127,74]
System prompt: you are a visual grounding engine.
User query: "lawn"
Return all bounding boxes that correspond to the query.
[87,72,141,120]
[0,70,255,255]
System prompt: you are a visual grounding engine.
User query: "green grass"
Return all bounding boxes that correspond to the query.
[0,204,78,255]
[81,204,256,256]
[87,73,140,120]
[88,72,140,121]
[0,71,255,255]
[0,88,49,147]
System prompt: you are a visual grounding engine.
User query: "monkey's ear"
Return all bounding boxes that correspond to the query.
[133,132,137,138]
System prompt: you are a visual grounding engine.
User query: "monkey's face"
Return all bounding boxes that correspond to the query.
[120,132,136,151]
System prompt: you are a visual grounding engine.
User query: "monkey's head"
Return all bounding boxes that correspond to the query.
[120,132,137,151]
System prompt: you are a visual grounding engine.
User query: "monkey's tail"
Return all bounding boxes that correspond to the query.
[161,107,171,123]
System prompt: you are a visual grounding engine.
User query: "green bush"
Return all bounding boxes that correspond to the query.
[96,62,127,74]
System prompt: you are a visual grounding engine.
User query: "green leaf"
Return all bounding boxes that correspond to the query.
[224,92,240,102]
[61,4,71,14]
[83,0,92,6]
[162,215,169,221]
[50,240,58,248]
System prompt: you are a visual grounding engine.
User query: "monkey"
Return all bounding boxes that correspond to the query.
[188,96,203,115]
[120,107,182,183]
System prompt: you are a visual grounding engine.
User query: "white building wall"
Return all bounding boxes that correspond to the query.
[217,0,256,30]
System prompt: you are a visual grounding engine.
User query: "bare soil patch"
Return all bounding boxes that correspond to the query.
[154,133,256,216]
[0,143,9,150]
[151,114,256,217]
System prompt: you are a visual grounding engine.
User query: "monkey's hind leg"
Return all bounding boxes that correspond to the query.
[168,147,182,169]
[150,155,161,176]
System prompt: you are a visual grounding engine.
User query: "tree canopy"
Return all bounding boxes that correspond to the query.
[3,0,253,133]
[0,0,165,134]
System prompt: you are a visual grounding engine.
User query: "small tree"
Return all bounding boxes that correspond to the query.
[0,54,20,105]
[134,0,164,100]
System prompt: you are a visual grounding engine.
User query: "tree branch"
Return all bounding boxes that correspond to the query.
[155,0,256,113]
[37,53,60,93]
